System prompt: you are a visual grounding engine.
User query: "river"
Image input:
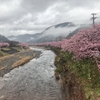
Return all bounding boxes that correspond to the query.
[0,47,63,100]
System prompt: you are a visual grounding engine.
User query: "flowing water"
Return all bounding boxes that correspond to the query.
[0,48,63,100]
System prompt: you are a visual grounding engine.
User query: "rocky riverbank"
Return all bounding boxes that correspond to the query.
[0,49,41,77]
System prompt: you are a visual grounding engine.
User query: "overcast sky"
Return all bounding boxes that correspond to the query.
[0,0,100,36]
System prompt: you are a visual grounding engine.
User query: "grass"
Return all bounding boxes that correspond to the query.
[12,56,31,68]
[0,46,29,58]
[0,51,8,57]
[67,56,100,100]
[12,46,22,52]
[1,47,11,50]
[0,66,7,71]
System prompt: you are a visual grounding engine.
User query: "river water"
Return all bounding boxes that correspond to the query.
[0,48,63,100]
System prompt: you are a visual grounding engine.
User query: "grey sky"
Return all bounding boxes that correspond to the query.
[0,0,100,36]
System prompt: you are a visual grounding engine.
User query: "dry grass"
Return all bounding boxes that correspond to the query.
[0,51,9,57]
[2,47,11,50]
[0,66,7,71]
[0,50,29,60]
[12,47,22,52]
[0,55,12,62]
[55,72,60,80]
[12,56,31,68]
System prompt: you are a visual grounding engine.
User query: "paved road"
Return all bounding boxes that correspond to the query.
[0,48,63,100]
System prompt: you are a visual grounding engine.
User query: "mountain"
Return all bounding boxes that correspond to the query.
[66,25,91,39]
[55,22,75,28]
[0,34,9,42]
[8,22,79,43]
[8,33,41,43]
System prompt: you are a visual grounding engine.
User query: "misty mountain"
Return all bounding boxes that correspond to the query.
[8,33,41,43]
[0,34,9,42]
[8,22,79,43]
[40,22,77,38]
[66,25,91,39]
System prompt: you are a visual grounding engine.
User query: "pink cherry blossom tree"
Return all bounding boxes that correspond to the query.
[0,42,10,50]
[35,24,100,69]
[18,43,29,50]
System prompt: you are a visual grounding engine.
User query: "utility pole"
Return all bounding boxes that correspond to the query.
[91,13,97,28]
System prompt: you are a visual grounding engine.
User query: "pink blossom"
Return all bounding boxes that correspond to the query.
[35,24,100,69]
[0,42,10,47]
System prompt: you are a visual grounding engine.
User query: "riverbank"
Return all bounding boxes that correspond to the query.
[51,47,100,100]
[0,46,22,57]
[0,49,41,77]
